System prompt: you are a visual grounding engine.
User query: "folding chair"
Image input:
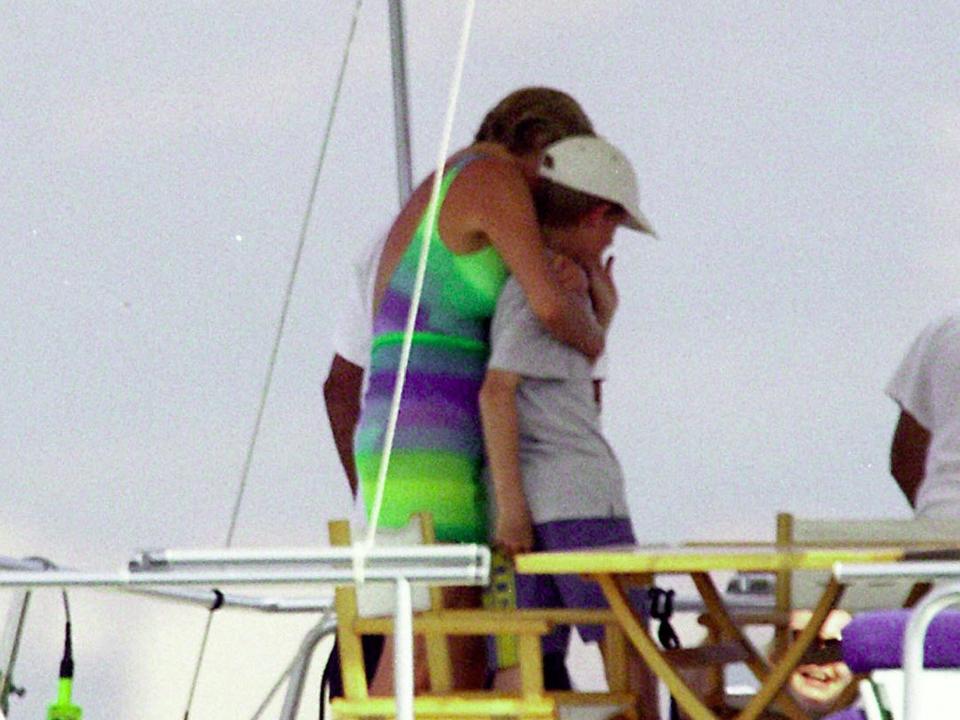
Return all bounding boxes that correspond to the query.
[696,513,960,716]
[328,514,639,720]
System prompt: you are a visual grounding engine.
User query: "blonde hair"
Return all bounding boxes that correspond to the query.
[474,87,594,156]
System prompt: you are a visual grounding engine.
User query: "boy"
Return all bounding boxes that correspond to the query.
[479,135,658,715]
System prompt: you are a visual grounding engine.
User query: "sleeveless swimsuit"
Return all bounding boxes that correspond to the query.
[354,154,508,543]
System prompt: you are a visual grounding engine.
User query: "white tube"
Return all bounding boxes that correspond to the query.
[833,560,960,582]
[0,565,484,589]
[902,581,960,720]
[393,576,415,720]
[136,543,486,567]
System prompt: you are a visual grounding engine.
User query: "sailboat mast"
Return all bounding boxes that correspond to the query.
[388,0,413,205]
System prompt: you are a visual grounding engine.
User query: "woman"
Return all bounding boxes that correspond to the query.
[355,87,604,692]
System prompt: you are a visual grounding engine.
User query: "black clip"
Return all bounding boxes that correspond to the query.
[647,586,680,650]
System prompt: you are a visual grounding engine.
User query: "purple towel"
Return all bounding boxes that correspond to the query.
[822,709,865,720]
[823,708,867,720]
[842,610,960,672]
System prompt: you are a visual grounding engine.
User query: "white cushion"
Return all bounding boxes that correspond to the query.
[354,516,434,618]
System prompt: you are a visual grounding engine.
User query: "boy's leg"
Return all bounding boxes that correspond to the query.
[492,549,572,692]
[539,518,661,719]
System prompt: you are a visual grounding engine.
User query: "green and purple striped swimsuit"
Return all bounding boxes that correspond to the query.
[354,155,508,543]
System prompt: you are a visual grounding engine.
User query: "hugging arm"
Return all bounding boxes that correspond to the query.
[459,159,605,359]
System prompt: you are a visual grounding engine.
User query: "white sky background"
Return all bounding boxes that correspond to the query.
[2,1,959,717]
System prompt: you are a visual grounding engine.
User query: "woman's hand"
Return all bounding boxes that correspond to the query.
[587,256,618,329]
[495,502,534,557]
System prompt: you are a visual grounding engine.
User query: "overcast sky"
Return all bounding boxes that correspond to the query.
[2,2,959,717]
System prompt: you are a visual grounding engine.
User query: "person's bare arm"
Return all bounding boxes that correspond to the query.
[479,368,533,556]
[890,410,930,508]
[458,159,605,359]
[323,354,365,497]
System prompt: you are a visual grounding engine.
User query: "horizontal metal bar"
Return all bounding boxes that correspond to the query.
[133,543,488,569]
[0,563,488,590]
[834,560,960,582]
[0,555,333,612]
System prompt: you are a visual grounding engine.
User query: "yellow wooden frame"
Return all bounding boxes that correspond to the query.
[515,538,907,720]
[328,515,638,720]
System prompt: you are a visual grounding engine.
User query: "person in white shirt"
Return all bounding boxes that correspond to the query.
[886,304,960,517]
[324,236,385,498]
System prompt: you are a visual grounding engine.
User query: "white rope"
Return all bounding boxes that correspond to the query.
[182,3,364,717]
[362,0,476,554]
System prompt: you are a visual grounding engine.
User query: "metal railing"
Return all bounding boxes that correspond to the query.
[0,543,490,720]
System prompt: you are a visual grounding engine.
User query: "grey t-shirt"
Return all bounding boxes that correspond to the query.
[487,276,630,524]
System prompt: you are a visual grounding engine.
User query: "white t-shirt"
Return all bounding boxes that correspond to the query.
[886,305,960,517]
[487,276,628,523]
[331,236,385,367]
[331,237,385,526]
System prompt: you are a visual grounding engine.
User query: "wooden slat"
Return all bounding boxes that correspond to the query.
[518,633,545,700]
[663,642,752,668]
[514,608,617,624]
[601,623,629,692]
[355,610,551,635]
[329,519,369,701]
[331,694,556,718]
[549,691,633,706]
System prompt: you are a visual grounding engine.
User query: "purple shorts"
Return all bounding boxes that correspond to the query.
[517,517,644,655]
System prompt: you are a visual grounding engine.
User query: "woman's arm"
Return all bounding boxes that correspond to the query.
[479,368,534,556]
[455,158,605,359]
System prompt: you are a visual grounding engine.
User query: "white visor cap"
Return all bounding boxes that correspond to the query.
[538,135,655,237]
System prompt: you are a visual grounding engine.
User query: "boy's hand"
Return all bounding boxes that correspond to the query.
[496,503,534,557]
[550,253,589,295]
[587,256,618,329]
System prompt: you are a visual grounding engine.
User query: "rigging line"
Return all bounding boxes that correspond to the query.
[247,611,336,720]
[248,651,302,720]
[363,0,476,550]
[180,2,364,718]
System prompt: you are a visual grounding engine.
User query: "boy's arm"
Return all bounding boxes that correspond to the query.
[479,368,534,556]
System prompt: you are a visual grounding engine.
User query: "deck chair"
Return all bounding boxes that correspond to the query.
[822,607,960,720]
[700,513,960,715]
[328,514,638,720]
[769,513,960,652]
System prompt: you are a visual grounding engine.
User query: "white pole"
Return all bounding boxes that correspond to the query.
[388,0,413,205]
[393,577,415,720]
[902,582,960,720]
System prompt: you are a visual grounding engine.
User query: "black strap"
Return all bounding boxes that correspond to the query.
[648,586,680,650]
[648,586,682,720]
